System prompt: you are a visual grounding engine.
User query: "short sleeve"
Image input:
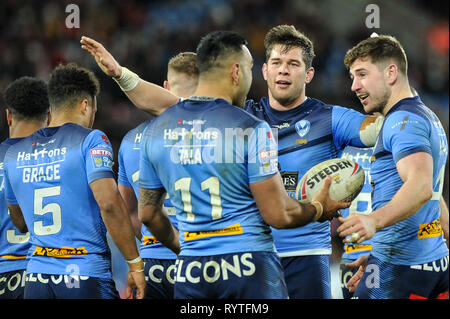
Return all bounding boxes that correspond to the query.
[383,111,431,163]
[117,142,131,187]
[332,106,366,149]
[83,130,115,184]
[139,126,163,189]
[247,121,279,184]
[3,160,18,205]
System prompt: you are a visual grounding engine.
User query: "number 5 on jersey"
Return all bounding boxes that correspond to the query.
[34,186,62,235]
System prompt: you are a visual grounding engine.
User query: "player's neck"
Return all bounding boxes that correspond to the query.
[193,82,233,105]
[9,121,45,138]
[382,82,414,116]
[268,90,307,111]
[48,113,85,128]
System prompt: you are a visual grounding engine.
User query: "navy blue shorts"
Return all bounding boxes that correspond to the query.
[0,269,26,299]
[174,251,288,299]
[354,254,449,299]
[339,259,358,299]
[24,273,120,299]
[281,255,331,299]
[143,258,176,299]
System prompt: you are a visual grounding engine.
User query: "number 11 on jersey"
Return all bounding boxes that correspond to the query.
[174,176,222,222]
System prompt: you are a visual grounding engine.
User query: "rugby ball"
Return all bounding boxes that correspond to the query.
[296,158,365,204]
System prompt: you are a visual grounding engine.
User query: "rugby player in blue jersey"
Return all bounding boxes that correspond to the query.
[0,77,50,299]
[139,31,349,299]
[118,52,198,298]
[338,35,449,299]
[3,64,146,299]
[81,26,381,298]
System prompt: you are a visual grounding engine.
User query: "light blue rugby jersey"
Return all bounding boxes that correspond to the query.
[139,97,278,256]
[245,97,368,256]
[339,146,373,261]
[0,138,30,273]
[370,96,448,265]
[118,119,178,259]
[3,123,116,278]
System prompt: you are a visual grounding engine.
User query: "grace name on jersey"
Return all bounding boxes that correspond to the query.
[22,164,61,183]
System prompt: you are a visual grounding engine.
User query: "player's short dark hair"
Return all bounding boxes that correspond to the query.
[47,63,100,110]
[196,31,248,74]
[344,35,408,75]
[264,25,315,68]
[3,76,49,121]
[168,52,199,77]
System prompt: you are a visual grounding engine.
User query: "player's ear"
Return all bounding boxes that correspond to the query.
[231,63,240,86]
[262,63,268,81]
[385,63,398,85]
[6,109,12,127]
[163,80,170,90]
[46,111,52,126]
[79,98,89,115]
[305,66,315,84]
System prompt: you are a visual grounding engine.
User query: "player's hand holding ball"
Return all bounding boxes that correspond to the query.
[295,158,366,222]
[309,176,351,222]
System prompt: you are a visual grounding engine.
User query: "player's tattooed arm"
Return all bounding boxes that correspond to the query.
[138,187,180,255]
[138,187,166,209]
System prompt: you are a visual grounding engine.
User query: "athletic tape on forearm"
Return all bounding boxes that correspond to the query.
[113,67,140,91]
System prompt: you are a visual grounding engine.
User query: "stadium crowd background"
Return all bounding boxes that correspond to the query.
[0,0,448,298]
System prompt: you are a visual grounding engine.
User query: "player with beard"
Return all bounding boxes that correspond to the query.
[81,26,382,298]
[136,31,348,299]
[338,35,448,299]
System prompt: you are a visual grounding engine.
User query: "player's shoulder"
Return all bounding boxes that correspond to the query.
[0,138,22,156]
[1,138,27,166]
[52,123,112,151]
[60,122,94,136]
[122,119,153,143]
[226,101,267,128]
[164,97,267,128]
[384,97,433,130]
[308,97,334,110]
[387,96,436,123]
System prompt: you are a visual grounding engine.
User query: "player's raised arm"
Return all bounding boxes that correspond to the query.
[80,36,179,116]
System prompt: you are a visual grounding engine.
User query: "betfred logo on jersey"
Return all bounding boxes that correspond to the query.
[90,148,113,169]
[90,148,112,157]
[258,149,277,161]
